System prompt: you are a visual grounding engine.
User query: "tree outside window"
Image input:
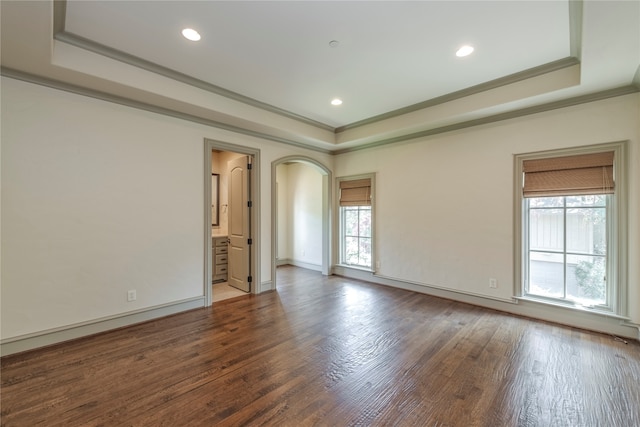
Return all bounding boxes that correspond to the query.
[343,206,371,267]
[339,175,374,270]
[527,195,607,306]
[516,144,626,315]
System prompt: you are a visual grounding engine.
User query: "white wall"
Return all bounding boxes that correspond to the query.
[289,163,323,267]
[276,164,290,260]
[335,93,640,333]
[276,162,323,269]
[0,77,333,347]
[2,75,638,349]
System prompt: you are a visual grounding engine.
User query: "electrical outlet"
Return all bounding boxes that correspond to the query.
[489,278,498,289]
[127,290,137,302]
[375,260,381,269]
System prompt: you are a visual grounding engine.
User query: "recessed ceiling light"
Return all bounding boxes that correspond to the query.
[456,45,474,57]
[329,40,340,48]
[182,28,201,42]
[331,98,343,106]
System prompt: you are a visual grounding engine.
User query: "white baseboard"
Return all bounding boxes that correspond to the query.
[0,297,205,356]
[278,258,322,272]
[334,266,640,341]
[5,270,636,357]
[259,280,274,292]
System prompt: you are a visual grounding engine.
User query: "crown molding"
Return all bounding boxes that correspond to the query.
[4,67,636,157]
[336,0,584,133]
[569,0,583,60]
[334,85,639,155]
[52,0,66,35]
[54,30,337,133]
[52,0,587,139]
[52,2,334,133]
[51,0,603,147]
[334,57,580,134]
[0,67,332,155]
[11,0,635,157]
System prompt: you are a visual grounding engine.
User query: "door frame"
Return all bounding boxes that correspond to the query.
[204,138,260,306]
[271,156,332,289]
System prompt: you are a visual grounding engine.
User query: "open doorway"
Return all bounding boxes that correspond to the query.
[271,156,332,289]
[205,139,260,306]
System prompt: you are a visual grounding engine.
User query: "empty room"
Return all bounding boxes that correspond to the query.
[1,1,639,425]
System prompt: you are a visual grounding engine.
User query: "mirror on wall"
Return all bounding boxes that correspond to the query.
[212,173,220,226]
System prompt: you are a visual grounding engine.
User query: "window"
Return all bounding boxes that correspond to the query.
[515,143,627,315]
[339,176,374,269]
[526,195,608,306]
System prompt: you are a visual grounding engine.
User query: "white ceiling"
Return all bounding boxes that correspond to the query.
[1,1,639,152]
[64,0,571,128]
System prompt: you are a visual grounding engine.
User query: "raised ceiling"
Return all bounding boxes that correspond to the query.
[63,0,572,127]
[1,1,639,152]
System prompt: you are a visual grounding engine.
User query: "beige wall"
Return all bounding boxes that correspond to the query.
[275,165,290,260]
[1,75,638,348]
[334,92,640,331]
[0,77,332,343]
[276,163,323,268]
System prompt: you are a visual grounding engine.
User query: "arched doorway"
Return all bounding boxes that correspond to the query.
[271,156,332,289]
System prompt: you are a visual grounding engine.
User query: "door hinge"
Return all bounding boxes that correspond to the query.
[247,163,253,170]
[248,276,253,283]
[248,238,253,245]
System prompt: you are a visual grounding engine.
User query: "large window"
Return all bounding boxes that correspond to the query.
[515,143,627,315]
[339,176,374,269]
[342,205,372,267]
[526,195,609,306]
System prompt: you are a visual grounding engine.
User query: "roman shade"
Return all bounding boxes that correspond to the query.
[522,151,614,198]
[339,178,371,206]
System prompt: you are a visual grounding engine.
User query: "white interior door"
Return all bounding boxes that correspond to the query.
[228,155,252,292]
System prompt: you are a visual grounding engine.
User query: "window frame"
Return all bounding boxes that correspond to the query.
[337,173,375,271]
[523,195,611,308]
[514,142,628,317]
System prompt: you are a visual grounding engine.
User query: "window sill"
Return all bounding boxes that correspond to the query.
[514,295,630,321]
[335,264,373,273]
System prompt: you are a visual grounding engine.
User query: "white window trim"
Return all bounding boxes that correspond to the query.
[336,173,375,272]
[514,141,628,317]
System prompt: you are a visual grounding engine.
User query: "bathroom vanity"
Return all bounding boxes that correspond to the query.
[212,235,228,283]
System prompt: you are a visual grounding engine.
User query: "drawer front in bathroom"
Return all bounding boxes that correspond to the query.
[216,254,228,264]
[216,246,228,255]
[213,237,227,247]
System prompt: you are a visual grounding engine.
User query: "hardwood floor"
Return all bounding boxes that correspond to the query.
[2,265,639,426]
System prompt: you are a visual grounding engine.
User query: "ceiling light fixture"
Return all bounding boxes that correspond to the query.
[331,98,343,106]
[456,45,474,57]
[182,28,201,42]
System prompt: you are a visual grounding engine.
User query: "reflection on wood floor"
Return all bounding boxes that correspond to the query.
[1,265,639,426]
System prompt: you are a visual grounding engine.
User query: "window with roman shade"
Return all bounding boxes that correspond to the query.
[338,175,374,269]
[339,178,372,206]
[522,151,614,197]
[515,142,627,317]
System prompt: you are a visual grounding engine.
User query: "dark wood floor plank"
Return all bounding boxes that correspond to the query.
[2,265,639,426]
